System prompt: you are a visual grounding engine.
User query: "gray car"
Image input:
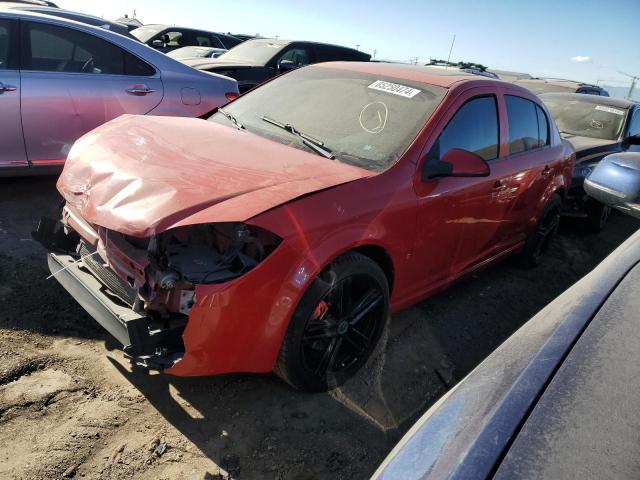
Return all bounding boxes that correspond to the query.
[0,10,239,175]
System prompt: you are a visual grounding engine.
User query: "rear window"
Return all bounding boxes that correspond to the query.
[210,67,446,172]
[131,25,163,43]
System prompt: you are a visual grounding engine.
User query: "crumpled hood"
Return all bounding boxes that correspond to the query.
[57,115,373,237]
[561,134,619,163]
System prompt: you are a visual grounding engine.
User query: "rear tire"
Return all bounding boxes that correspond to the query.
[522,194,561,267]
[585,199,611,233]
[275,252,389,392]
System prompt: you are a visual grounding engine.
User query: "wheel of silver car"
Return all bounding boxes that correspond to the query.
[275,252,389,392]
[586,199,611,234]
[522,194,561,267]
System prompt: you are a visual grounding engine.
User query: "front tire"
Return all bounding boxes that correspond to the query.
[522,194,561,267]
[275,252,389,392]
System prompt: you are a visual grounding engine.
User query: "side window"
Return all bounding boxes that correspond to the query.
[314,46,341,62]
[208,35,226,49]
[218,34,242,50]
[536,105,550,146]
[428,96,499,162]
[506,95,546,154]
[277,47,311,67]
[628,109,640,137]
[124,52,155,76]
[0,20,11,69]
[24,22,123,75]
[162,30,186,48]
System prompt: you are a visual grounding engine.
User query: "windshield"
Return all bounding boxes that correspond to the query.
[131,25,164,43]
[168,47,221,59]
[208,67,447,172]
[216,39,286,64]
[543,97,628,140]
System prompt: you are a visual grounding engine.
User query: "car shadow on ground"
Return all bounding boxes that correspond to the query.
[106,213,639,479]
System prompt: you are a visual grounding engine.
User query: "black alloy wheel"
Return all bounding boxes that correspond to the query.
[275,252,389,392]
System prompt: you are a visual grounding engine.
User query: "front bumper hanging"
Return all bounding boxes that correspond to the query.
[47,252,185,369]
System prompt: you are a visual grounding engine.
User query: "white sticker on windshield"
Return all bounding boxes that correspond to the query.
[368,80,421,98]
[595,105,625,116]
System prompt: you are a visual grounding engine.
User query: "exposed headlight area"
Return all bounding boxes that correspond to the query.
[151,222,282,286]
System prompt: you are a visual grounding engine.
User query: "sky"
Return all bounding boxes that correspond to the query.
[61,0,640,97]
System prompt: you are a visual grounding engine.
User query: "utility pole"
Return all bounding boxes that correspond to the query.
[619,71,639,100]
[446,34,456,64]
[373,49,377,59]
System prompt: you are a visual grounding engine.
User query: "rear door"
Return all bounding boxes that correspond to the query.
[20,20,163,165]
[0,18,27,168]
[500,94,556,241]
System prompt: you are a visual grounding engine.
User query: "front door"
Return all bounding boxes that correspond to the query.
[411,92,511,294]
[20,20,163,166]
[0,18,27,168]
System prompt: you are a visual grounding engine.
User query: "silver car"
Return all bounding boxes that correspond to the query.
[0,9,239,175]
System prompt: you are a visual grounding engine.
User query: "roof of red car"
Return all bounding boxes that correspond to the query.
[314,61,501,88]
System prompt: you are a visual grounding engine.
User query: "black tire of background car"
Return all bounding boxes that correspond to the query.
[585,198,612,234]
[274,252,390,392]
[521,194,562,267]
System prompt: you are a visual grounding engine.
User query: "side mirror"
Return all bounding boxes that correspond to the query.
[626,134,640,146]
[584,152,640,219]
[151,39,165,48]
[278,59,297,72]
[422,148,490,181]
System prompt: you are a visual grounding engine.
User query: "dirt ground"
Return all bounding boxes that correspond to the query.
[1,175,638,480]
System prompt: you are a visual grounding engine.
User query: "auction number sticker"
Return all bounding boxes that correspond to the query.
[368,80,421,98]
[595,105,625,116]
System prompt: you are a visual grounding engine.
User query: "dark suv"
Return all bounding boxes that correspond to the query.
[186,38,371,93]
[131,24,242,52]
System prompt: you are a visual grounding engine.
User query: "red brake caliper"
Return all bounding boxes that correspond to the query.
[312,300,329,321]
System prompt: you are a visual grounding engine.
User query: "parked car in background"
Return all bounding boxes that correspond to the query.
[487,69,532,82]
[426,59,500,79]
[229,33,260,42]
[37,63,571,392]
[373,225,640,480]
[541,92,640,231]
[515,77,609,96]
[585,152,640,218]
[0,10,238,175]
[1,1,135,37]
[190,38,371,92]
[114,14,142,32]
[167,45,227,61]
[131,24,242,52]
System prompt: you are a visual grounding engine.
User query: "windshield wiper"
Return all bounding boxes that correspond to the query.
[261,115,335,159]
[218,108,245,130]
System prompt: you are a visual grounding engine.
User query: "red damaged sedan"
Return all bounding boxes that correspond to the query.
[37,62,573,392]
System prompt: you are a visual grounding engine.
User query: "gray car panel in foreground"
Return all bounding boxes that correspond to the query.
[372,228,640,480]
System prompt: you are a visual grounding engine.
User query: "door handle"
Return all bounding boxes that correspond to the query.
[542,165,552,176]
[492,180,504,190]
[126,85,155,95]
[0,83,17,92]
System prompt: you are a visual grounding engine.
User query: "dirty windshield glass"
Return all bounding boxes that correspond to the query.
[209,67,446,171]
[543,97,628,140]
[130,25,164,43]
[216,40,286,64]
